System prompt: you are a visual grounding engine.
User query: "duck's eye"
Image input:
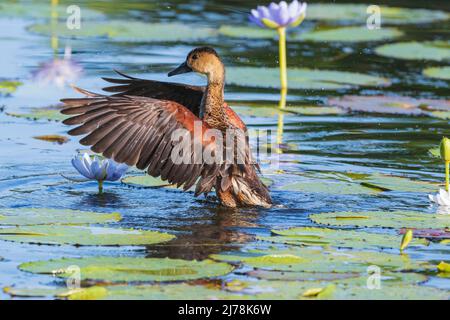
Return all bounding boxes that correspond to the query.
[192,54,198,60]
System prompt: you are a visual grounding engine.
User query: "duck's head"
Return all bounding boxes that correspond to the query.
[168,47,223,80]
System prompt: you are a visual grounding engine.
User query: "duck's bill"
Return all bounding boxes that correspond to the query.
[168,62,192,77]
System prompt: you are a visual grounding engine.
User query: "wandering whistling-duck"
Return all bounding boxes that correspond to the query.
[60,47,272,208]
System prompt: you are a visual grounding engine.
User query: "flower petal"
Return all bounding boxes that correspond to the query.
[277,1,290,26]
[249,14,264,27]
[71,156,93,179]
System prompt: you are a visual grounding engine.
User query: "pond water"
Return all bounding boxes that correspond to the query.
[0,0,449,299]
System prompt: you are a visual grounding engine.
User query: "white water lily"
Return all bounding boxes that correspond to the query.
[71,153,128,193]
[428,189,450,206]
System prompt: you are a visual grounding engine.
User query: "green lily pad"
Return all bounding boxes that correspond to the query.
[299,26,403,42]
[226,67,390,90]
[329,95,450,116]
[0,225,174,246]
[6,106,68,122]
[121,175,172,188]
[355,173,440,193]
[29,21,217,42]
[375,41,450,61]
[20,256,234,283]
[0,80,22,95]
[234,105,344,118]
[423,66,450,80]
[3,286,69,298]
[307,4,449,25]
[259,227,427,250]
[247,269,360,282]
[211,247,431,273]
[310,211,450,229]
[218,25,276,39]
[279,180,379,195]
[0,3,103,20]
[0,208,121,226]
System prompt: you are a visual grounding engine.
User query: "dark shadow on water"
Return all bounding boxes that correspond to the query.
[76,191,129,209]
[146,204,262,260]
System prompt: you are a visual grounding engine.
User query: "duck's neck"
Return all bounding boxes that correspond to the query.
[200,66,227,126]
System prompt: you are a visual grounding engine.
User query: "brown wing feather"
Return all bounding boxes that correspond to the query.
[61,91,220,194]
[101,70,205,116]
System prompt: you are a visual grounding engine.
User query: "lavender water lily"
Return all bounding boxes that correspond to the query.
[72,153,128,193]
[249,0,307,89]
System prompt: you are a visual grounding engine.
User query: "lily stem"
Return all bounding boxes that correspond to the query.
[446,161,449,192]
[98,180,104,194]
[277,27,287,90]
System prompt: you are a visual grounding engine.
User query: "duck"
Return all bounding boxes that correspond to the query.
[60,47,272,208]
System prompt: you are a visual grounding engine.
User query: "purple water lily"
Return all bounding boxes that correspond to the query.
[33,46,83,88]
[72,153,128,193]
[249,0,307,29]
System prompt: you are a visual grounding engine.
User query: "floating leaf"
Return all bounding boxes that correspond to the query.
[29,21,217,42]
[6,106,68,122]
[20,256,234,283]
[329,95,450,116]
[247,270,359,282]
[226,67,390,90]
[66,287,108,300]
[400,229,413,251]
[259,227,427,249]
[0,3,103,20]
[0,80,22,95]
[307,4,449,25]
[218,25,276,39]
[211,247,431,273]
[121,175,172,188]
[279,180,378,195]
[33,135,69,144]
[299,26,403,42]
[423,66,450,80]
[375,41,450,61]
[233,105,344,118]
[0,225,174,246]
[0,208,121,226]
[355,173,440,193]
[3,286,68,298]
[311,211,450,229]
[429,147,441,158]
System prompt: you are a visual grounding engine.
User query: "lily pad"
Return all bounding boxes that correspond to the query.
[247,269,360,282]
[6,106,68,122]
[310,211,450,229]
[121,175,172,188]
[226,67,390,90]
[400,228,450,240]
[218,25,276,39]
[20,256,234,283]
[329,95,450,116]
[307,4,449,25]
[279,180,378,195]
[259,227,427,250]
[375,41,450,61]
[234,105,344,118]
[299,26,403,43]
[29,21,217,42]
[0,208,121,226]
[355,173,440,193]
[0,80,22,95]
[211,247,431,273]
[423,66,450,80]
[0,225,174,246]
[0,3,103,20]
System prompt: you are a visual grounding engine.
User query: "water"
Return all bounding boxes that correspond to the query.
[0,0,449,299]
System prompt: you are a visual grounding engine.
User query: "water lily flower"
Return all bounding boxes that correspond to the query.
[429,189,450,206]
[249,1,307,90]
[71,153,128,193]
[33,46,83,88]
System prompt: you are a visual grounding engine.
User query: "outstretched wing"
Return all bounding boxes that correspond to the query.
[102,71,205,116]
[61,88,220,194]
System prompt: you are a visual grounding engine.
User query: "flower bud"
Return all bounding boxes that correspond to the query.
[440,137,450,161]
